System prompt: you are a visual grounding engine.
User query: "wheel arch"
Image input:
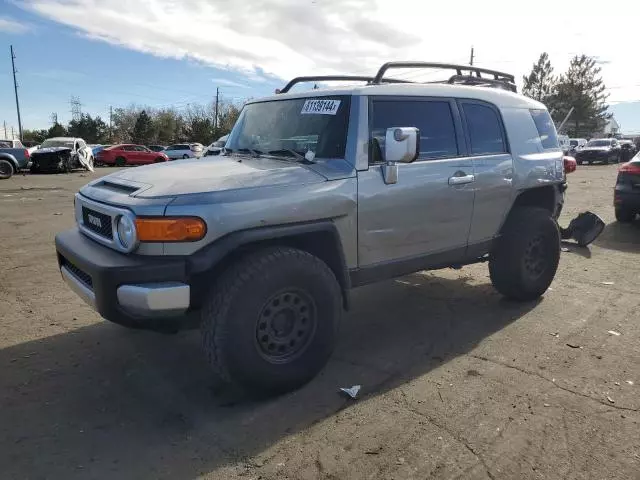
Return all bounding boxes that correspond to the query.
[188,221,351,310]
[0,153,19,173]
[501,185,560,233]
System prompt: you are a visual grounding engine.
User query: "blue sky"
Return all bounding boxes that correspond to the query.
[2,0,640,135]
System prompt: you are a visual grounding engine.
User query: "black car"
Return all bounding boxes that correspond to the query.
[614,156,640,222]
[574,138,621,165]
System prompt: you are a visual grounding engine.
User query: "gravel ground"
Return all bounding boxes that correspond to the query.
[0,165,638,480]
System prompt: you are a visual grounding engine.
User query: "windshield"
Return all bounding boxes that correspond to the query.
[570,140,578,146]
[586,139,611,147]
[226,96,351,159]
[41,139,74,148]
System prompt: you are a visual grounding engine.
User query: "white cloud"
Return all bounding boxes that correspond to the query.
[0,16,31,33]
[210,77,250,89]
[19,0,640,102]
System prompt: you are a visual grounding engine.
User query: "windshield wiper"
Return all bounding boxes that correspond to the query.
[228,147,262,157]
[267,149,315,163]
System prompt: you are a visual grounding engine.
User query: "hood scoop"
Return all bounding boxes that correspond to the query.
[96,180,139,194]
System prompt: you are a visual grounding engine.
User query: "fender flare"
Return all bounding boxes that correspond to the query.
[0,153,19,172]
[186,220,351,309]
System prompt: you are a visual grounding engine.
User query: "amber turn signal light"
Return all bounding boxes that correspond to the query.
[135,217,206,242]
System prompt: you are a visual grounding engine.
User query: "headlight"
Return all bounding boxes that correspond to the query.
[116,215,137,250]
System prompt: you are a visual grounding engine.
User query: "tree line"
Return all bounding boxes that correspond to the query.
[22,100,242,146]
[522,53,610,138]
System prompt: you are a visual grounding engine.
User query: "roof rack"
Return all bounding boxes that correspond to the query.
[373,62,517,92]
[277,75,413,94]
[278,62,517,94]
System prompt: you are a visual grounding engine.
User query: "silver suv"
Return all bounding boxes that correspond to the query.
[55,62,566,395]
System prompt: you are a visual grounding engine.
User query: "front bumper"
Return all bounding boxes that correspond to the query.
[56,228,192,331]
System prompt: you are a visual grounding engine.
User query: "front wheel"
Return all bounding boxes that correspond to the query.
[489,207,560,301]
[182,154,189,159]
[200,247,342,395]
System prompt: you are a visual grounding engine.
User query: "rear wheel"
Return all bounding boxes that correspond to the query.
[115,157,126,167]
[0,159,14,179]
[489,207,560,301]
[182,154,189,159]
[200,247,342,395]
[615,207,635,223]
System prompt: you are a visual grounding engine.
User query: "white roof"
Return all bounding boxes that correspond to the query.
[251,83,545,110]
[47,137,79,141]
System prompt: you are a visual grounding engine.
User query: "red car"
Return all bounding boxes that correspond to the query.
[97,144,169,166]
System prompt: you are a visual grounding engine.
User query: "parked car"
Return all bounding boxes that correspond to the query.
[614,154,640,222]
[147,145,166,152]
[558,134,571,155]
[97,144,169,166]
[203,135,229,156]
[574,138,621,165]
[30,137,94,173]
[618,140,636,162]
[163,143,203,160]
[0,141,30,179]
[55,61,566,395]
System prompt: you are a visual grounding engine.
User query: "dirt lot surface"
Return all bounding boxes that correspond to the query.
[1,165,639,480]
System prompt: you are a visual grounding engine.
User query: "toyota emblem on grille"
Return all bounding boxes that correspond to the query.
[87,214,102,228]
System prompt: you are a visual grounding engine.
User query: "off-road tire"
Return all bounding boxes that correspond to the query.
[115,157,126,167]
[0,159,14,179]
[489,207,560,301]
[615,207,635,223]
[200,246,342,395]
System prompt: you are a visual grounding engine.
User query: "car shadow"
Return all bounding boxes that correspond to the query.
[592,220,640,254]
[0,272,540,479]
[560,240,592,259]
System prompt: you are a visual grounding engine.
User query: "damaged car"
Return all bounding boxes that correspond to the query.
[30,137,94,174]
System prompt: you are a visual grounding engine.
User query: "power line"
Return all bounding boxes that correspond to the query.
[10,45,23,141]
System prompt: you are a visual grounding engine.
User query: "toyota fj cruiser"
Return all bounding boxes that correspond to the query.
[55,62,566,395]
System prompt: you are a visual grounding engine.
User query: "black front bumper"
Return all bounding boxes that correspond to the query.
[55,228,191,331]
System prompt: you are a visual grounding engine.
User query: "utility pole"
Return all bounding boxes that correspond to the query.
[214,87,219,132]
[109,105,113,142]
[3,121,6,138]
[10,45,23,140]
[11,126,15,139]
[469,46,475,66]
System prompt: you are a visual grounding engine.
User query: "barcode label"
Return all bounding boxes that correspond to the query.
[301,99,341,115]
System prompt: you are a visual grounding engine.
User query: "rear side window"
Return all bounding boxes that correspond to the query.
[530,109,559,150]
[370,100,458,161]
[461,102,507,155]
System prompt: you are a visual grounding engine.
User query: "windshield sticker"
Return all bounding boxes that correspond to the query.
[301,99,341,115]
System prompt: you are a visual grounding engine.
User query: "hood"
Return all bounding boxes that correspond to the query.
[106,156,328,198]
[580,146,611,152]
[32,147,72,156]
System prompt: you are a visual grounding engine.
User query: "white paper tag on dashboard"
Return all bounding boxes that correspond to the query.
[301,99,341,115]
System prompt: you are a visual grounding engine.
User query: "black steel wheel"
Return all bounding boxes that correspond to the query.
[490,207,560,301]
[255,289,317,363]
[201,247,342,395]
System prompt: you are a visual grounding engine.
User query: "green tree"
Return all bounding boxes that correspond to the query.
[132,110,154,145]
[551,55,610,137]
[112,105,140,143]
[67,114,108,143]
[154,109,183,145]
[47,122,67,138]
[22,129,49,143]
[522,52,556,105]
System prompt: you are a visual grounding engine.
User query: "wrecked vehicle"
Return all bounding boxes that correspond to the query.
[56,62,568,395]
[30,137,94,173]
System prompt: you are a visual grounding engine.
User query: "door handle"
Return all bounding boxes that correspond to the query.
[448,174,475,185]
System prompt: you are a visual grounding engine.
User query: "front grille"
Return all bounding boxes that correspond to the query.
[61,256,93,289]
[82,206,112,239]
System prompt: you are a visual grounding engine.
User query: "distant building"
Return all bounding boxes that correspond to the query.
[603,116,620,136]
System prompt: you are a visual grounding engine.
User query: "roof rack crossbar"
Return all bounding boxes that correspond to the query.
[278,75,413,94]
[372,62,515,85]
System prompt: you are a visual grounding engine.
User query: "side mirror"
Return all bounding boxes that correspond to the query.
[384,127,419,163]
